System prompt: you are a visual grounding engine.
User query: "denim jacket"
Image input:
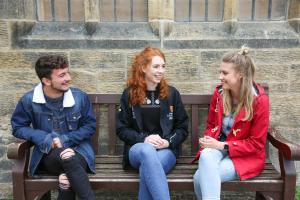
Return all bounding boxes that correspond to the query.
[11,83,96,176]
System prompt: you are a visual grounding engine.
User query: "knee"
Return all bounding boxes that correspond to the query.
[60,148,75,160]
[59,173,71,190]
[138,143,156,158]
[198,148,218,165]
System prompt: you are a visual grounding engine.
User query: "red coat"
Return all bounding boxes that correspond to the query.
[194,84,269,180]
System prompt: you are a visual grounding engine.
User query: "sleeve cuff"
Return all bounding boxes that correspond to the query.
[38,134,53,154]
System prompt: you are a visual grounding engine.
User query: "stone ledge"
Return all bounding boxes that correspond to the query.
[165,22,300,48]
[12,22,160,49]
[10,21,300,49]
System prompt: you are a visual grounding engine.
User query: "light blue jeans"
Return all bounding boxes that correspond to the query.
[193,148,238,200]
[129,143,176,200]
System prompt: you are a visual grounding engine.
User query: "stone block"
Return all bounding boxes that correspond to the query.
[70,70,98,93]
[0,159,13,170]
[0,1,19,18]
[289,64,300,83]
[0,21,9,48]
[164,50,201,82]
[0,183,12,200]
[0,69,38,93]
[98,69,126,83]
[0,92,16,116]
[97,82,125,93]
[0,170,11,183]
[255,64,288,82]
[148,0,174,21]
[0,51,68,69]
[268,83,289,94]
[70,51,126,71]
[270,94,300,127]
[169,81,217,94]
[253,49,300,65]
[0,145,5,158]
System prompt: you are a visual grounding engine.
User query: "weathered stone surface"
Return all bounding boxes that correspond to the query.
[0,51,68,69]
[97,82,125,93]
[0,21,8,48]
[270,94,300,127]
[0,183,12,200]
[0,69,38,92]
[0,145,5,158]
[165,51,201,82]
[70,51,126,70]
[148,0,174,21]
[0,0,19,18]
[0,170,11,182]
[0,92,16,116]
[166,22,300,49]
[84,0,100,22]
[268,83,289,94]
[13,22,161,49]
[98,70,126,83]
[289,64,300,90]
[0,159,12,170]
[70,70,98,93]
[255,64,289,82]
[253,49,300,65]
[169,81,217,94]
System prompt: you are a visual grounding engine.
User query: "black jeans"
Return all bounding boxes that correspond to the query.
[40,148,95,200]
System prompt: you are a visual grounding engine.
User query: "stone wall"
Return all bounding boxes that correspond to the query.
[0,0,299,199]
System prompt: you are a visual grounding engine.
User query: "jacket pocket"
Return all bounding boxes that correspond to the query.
[66,112,81,131]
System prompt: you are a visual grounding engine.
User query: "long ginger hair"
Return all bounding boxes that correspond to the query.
[127,47,169,106]
[222,45,256,121]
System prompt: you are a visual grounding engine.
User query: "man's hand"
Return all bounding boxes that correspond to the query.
[144,134,169,149]
[52,137,62,148]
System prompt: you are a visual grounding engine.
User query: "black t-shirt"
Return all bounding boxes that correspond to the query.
[44,94,64,133]
[140,90,162,136]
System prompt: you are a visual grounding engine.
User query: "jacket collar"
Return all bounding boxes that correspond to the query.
[32,83,75,107]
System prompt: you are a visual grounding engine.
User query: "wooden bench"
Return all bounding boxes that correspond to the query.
[7,90,300,200]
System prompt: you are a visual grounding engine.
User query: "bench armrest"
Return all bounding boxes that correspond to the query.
[7,139,32,160]
[268,128,300,160]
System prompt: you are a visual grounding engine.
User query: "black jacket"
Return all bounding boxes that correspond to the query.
[116,86,189,169]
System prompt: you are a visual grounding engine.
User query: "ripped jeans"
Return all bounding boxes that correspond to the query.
[39,148,95,200]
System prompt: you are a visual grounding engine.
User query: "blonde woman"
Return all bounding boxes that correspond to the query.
[193,46,269,200]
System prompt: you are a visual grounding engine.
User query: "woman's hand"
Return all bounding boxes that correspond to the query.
[199,135,224,150]
[144,134,169,149]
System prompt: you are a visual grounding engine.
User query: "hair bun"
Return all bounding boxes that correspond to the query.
[238,45,250,55]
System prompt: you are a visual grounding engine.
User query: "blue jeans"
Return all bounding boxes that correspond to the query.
[129,143,176,200]
[193,148,238,200]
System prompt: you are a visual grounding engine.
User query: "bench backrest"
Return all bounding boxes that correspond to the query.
[88,84,268,156]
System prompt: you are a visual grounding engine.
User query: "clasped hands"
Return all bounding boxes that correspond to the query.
[199,135,225,150]
[144,134,169,149]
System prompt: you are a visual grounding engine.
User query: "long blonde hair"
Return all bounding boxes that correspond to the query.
[222,45,256,121]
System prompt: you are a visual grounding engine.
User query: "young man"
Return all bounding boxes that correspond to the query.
[11,55,96,200]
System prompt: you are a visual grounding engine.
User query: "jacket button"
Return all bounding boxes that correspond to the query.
[233,142,237,146]
[211,126,218,132]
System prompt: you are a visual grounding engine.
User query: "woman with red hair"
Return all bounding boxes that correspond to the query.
[116,47,188,200]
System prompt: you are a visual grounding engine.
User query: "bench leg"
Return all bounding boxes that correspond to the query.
[279,153,297,200]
